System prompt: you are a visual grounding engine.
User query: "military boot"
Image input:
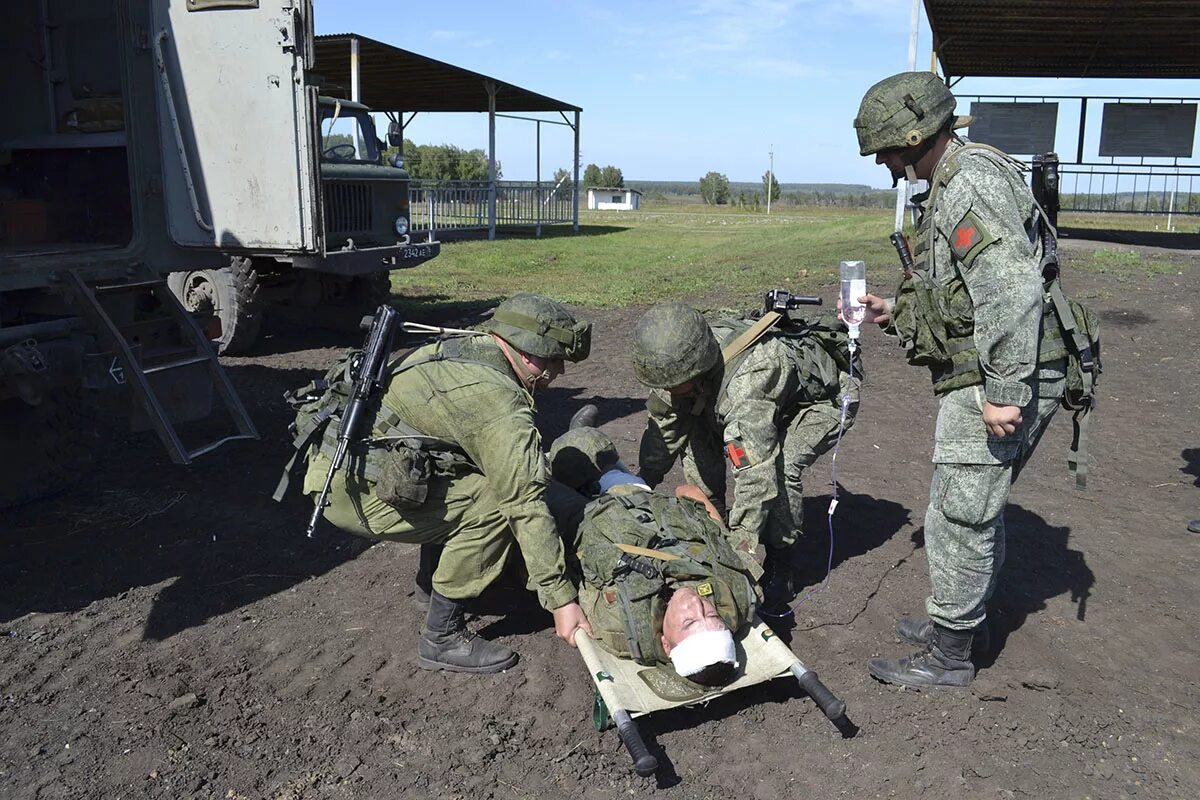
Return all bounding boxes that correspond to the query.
[759,545,797,618]
[418,591,518,673]
[412,543,444,611]
[867,624,975,689]
[569,403,599,430]
[896,615,991,655]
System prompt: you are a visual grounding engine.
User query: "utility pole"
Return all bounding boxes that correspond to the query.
[767,146,774,215]
[894,0,921,232]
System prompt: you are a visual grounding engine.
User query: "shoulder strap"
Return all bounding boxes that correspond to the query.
[720,311,782,365]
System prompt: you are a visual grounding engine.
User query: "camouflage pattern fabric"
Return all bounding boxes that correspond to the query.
[900,137,1067,630]
[302,335,576,611]
[638,332,858,552]
[926,363,1064,629]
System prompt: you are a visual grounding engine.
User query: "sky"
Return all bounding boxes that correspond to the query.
[315,1,1200,189]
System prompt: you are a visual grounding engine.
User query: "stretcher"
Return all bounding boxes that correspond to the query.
[577,615,847,776]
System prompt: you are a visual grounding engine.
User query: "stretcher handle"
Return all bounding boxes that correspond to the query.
[612,709,658,777]
[791,663,846,721]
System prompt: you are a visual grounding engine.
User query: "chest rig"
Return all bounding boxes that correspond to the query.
[891,142,1069,394]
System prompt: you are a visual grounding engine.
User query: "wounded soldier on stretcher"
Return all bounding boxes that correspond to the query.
[547,428,764,687]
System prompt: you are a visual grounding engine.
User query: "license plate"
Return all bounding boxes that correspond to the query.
[399,245,433,260]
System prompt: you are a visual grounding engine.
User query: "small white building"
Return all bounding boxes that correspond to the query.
[586,187,641,211]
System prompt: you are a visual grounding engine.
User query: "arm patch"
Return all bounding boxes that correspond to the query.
[949,209,997,268]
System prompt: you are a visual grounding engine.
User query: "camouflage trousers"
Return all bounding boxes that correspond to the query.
[303,454,522,602]
[924,361,1065,630]
[685,372,859,551]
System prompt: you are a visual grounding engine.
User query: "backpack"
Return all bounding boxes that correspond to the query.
[576,491,758,665]
[710,308,859,403]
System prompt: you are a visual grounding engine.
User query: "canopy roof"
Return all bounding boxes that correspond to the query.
[924,0,1200,79]
[313,34,581,113]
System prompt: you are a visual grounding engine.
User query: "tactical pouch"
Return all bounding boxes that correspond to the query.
[891,271,953,367]
[375,444,433,511]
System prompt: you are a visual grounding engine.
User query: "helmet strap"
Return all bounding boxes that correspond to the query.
[492,334,547,393]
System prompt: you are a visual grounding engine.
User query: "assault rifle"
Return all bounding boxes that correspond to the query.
[306,305,401,538]
[764,288,822,314]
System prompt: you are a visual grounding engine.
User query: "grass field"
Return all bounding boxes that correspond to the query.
[390,205,1191,310]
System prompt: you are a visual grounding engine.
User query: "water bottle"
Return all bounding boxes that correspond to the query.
[839,260,867,336]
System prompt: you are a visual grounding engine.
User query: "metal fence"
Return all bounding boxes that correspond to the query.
[409,180,576,234]
[1058,164,1200,216]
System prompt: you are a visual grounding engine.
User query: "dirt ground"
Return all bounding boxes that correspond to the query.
[2,239,1199,800]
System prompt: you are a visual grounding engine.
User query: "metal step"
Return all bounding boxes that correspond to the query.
[64,267,258,464]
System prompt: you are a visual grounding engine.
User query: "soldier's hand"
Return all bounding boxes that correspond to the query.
[552,601,592,647]
[982,401,1023,437]
[675,484,723,524]
[860,293,893,327]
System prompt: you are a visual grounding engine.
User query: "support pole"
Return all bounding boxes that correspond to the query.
[573,110,581,232]
[767,146,773,215]
[536,120,542,237]
[1076,98,1088,165]
[894,0,921,232]
[486,81,497,240]
[350,36,360,103]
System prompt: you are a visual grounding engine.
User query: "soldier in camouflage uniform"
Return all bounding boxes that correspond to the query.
[852,72,1067,688]
[630,304,859,616]
[301,293,594,673]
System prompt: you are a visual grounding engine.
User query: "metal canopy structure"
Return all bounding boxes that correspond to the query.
[313,34,581,113]
[313,33,582,238]
[923,0,1200,80]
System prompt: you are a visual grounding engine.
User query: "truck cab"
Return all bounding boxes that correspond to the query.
[167,94,439,354]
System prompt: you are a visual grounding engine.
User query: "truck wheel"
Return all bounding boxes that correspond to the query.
[168,257,263,355]
[0,389,98,509]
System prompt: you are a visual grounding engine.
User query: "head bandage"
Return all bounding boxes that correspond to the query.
[668,629,736,678]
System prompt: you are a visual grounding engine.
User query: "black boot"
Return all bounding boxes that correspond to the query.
[412,543,444,610]
[569,403,599,430]
[759,545,797,618]
[868,624,975,689]
[418,591,518,673]
[896,615,991,655]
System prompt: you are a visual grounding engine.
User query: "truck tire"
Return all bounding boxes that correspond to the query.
[0,388,98,509]
[168,258,263,355]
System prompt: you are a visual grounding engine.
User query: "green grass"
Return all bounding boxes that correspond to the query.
[1059,211,1200,233]
[1068,246,1180,279]
[391,207,898,309]
[388,206,1190,310]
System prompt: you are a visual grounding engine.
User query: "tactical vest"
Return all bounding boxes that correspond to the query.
[891,141,1102,488]
[577,491,758,665]
[892,142,1070,394]
[710,309,857,404]
[273,334,502,501]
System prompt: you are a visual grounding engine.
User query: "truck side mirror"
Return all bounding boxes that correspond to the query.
[387,121,403,148]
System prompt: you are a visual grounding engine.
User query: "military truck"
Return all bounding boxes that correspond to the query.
[168,94,439,354]
[0,0,343,506]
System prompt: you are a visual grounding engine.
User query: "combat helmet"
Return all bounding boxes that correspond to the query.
[548,428,622,490]
[854,71,971,156]
[485,293,591,362]
[631,303,721,389]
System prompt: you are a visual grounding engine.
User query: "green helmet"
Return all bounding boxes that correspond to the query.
[631,303,721,389]
[485,293,591,362]
[853,71,970,156]
[548,428,621,490]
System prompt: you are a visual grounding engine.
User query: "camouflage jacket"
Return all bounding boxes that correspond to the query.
[637,327,847,547]
[900,137,1046,409]
[308,335,575,611]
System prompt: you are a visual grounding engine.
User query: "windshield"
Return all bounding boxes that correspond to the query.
[320,106,380,163]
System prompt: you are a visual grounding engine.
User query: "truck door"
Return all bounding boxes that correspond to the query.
[151,0,321,253]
